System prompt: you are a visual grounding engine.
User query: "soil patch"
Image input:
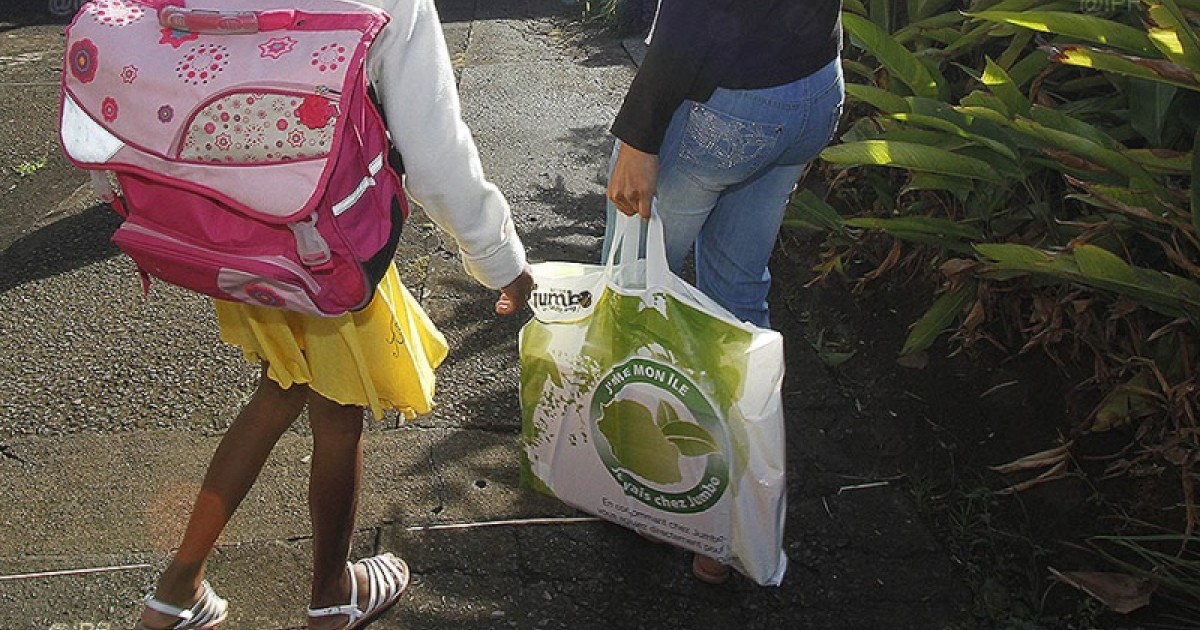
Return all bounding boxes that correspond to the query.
[770,229,1192,628]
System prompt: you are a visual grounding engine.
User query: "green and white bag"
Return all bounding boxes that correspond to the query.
[518,212,787,586]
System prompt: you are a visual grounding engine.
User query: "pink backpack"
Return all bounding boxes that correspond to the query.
[59,0,405,316]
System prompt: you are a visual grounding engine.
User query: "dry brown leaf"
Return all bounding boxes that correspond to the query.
[1048,567,1156,614]
[990,444,1071,473]
[995,460,1069,494]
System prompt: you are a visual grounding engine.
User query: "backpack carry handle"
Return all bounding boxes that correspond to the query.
[158,6,296,34]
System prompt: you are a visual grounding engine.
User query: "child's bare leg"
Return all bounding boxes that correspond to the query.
[150,368,307,609]
[305,393,365,629]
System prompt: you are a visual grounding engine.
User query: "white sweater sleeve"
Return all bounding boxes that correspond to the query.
[365,0,526,290]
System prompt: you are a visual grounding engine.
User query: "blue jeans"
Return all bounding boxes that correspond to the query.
[603,58,844,327]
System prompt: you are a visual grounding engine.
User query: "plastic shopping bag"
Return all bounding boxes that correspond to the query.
[518,212,787,586]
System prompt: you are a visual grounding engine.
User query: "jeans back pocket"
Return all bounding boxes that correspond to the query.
[678,103,782,182]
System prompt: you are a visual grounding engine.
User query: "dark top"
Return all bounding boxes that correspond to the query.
[611,0,843,154]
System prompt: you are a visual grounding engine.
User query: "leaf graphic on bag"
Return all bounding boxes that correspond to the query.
[597,399,683,484]
[519,323,565,432]
[656,399,679,428]
[661,421,719,457]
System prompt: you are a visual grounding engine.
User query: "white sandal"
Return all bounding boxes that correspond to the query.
[307,553,410,630]
[134,580,228,629]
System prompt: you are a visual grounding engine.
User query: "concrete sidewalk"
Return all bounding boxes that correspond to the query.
[0,1,974,628]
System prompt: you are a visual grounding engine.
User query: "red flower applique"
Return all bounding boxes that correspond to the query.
[120,65,138,84]
[295,95,337,130]
[68,39,99,84]
[101,97,119,123]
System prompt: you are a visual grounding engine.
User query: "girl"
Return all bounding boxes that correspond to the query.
[133,0,533,628]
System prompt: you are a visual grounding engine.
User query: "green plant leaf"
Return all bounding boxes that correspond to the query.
[957,145,1025,180]
[842,59,879,83]
[821,139,1005,182]
[975,243,1200,319]
[968,10,1158,56]
[901,172,975,199]
[784,188,850,235]
[1010,117,1158,185]
[1090,371,1156,431]
[900,281,976,356]
[1008,48,1050,87]
[1127,79,1177,147]
[955,102,1013,126]
[597,399,682,484]
[842,0,867,16]
[1075,244,1139,285]
[843,216,982,253]
[997,28,1034,70]
[1146,0,1200,68]
[1045,44,1200,91]
[908,0,955,22]
[844,216,983,239]
[869,0,892,32]
[661,421,720,457]
[1125,148,1191,174]
[983,56,1031,116]
[892,11,970,45]
[874,127,970,148]
[938,22,997,59]
[892,112,1020,161]
[818,349,858,367]
[846,83,911,114]
[1029,105,1123,151]
[975,242,1052,266]
[1065,177,1182,225]
[843,12,943,97]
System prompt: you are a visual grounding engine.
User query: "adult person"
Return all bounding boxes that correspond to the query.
[604,0,844,584]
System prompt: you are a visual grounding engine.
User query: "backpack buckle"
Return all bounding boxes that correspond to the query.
[289,214,331,267]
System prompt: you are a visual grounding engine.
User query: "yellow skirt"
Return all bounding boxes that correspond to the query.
[213,264,449,420]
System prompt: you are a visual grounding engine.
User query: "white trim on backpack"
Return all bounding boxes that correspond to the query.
[61,94,124,165]
[332,152,386,217]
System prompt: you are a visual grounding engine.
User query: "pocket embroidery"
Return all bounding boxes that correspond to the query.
[680,105,778,170]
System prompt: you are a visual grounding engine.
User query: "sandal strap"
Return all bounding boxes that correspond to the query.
[361,555,404,612]
[307,563,364,622]
[142,581,227,629]
[306,555,409,627]
[142,596,193,621]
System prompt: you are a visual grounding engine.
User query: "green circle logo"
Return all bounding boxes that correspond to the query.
[590,358,728,514]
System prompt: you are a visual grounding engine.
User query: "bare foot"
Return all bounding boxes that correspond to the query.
[692,554,731,585]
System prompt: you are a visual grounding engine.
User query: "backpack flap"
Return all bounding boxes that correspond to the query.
[59,0,389,223]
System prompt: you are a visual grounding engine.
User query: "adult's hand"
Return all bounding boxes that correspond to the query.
[606,142,658,219]
[495,266,534,315]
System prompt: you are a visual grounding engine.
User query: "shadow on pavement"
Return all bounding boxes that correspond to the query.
[1,0,79,30]
[0,202,122,293]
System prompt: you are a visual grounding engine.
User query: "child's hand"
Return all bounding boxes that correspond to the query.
[495,267,534,315]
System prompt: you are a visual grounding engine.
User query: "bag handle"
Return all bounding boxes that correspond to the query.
[606,206,669,289]
[156,3,297,34]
